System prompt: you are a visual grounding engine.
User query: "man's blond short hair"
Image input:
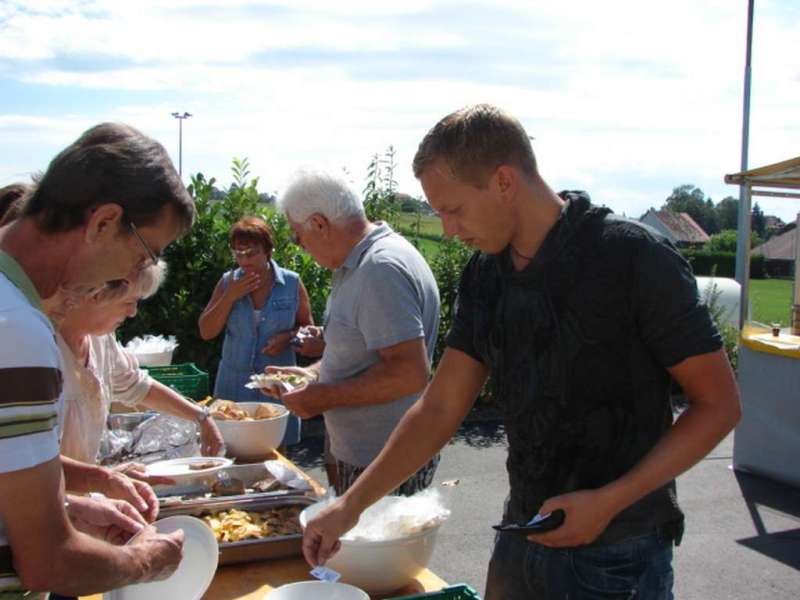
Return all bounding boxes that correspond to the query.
[413,104,537,188]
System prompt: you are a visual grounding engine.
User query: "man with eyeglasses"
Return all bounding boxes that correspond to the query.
[0,122,195,598]
[270,170,441,497]
[126,217,161,269]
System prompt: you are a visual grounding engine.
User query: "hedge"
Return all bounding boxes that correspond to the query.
[682,250,765,279]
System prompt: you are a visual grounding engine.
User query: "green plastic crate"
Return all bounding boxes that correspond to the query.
[142,362,209,400]
[388,584,482,600]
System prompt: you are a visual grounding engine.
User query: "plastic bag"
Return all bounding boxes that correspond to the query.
[124,334,178,354]
[99,412,200,466]
[264,459,312,492]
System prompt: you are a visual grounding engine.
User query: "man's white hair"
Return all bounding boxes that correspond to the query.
[278,170,365,224]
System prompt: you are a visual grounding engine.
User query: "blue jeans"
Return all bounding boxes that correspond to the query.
[485,530,674,600]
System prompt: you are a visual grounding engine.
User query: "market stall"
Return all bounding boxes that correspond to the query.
[725,156,800,487]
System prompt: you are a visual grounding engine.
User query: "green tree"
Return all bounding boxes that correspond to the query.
[715,196,739,230]
[363,146,400,226]
[663,184,720,235]
[751,202,767,238]
[706,229,761,253]
[704,198,721,234]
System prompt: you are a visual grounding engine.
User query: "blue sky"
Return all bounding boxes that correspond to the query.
[1,0,799,222]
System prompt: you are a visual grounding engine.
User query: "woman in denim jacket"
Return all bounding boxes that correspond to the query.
[199,216,314,445]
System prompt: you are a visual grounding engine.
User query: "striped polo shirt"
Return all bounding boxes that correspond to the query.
[0,252,62,597]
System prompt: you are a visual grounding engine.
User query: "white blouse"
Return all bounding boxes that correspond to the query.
[58,333,153,464]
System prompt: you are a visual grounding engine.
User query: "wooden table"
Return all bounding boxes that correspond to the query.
[84,452,448,599]
[84,559,446,600]
[202,558,446,599]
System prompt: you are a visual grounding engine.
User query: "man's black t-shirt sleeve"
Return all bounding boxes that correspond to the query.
[632,234,722,368]
[445,254,485,364]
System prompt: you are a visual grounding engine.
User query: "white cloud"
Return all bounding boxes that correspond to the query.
[1,0,799,223]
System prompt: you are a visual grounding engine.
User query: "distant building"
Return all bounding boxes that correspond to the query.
[764,215,785,233]
[751,221,797,278]
[640,209,710,248]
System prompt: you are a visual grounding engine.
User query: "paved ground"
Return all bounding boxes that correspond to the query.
[287,423,800,599]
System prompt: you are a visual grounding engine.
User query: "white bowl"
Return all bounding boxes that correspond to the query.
[104,515,218,600]
[214,401,289,459]
[133,349,174,366]
[265,581,369,600]
[147,456,233,493]
[300,498,443,594]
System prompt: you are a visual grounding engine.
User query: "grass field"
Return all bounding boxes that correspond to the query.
[749,278,795,326]
[395,211,445,261]
[412,237,442,260]
[396,212,443,237]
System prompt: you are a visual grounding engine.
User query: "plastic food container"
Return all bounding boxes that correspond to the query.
[300,497,444,594]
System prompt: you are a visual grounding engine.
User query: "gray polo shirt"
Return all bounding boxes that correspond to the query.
[320,222,440,467]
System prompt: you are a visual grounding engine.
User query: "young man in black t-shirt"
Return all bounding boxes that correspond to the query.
[302,105,741,600]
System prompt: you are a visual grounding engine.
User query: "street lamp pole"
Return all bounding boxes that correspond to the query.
[171,111,192,177]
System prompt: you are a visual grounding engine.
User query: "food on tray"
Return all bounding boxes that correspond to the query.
[254,403,284,419]
[146,457,231,477]
[189,460,222,471]
[202,506,303,542]
[211,477,247,496]
[209,399,249,420]
[269,372,311,386]
[247,371,312,391]
[209,399,283,421]
[160,495,184,507]
[251,476,283,493]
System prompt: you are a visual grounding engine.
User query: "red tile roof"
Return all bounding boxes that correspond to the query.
[653,210,710,244]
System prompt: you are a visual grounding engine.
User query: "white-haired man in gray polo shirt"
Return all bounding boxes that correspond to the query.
[270,170,441,496]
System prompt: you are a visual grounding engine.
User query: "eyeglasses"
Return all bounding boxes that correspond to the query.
[289,216,314,246]
[231,247,262,259]
[126,218,159,269]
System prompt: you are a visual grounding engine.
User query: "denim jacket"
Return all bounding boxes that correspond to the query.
[214,259,299,402]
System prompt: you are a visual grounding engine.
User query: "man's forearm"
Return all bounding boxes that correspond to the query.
[61,456,106,493]
[36,531,148,594]
[323,350,428,410]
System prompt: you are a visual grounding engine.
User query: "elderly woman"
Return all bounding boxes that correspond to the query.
[56,262,224,472]
[199,216,314,446]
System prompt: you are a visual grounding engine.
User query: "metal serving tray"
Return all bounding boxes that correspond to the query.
[155,462,311,508]
[159,495,316,565]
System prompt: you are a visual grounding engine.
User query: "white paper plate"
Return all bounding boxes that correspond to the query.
[104,515,218,600]
[146,456,233,479]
